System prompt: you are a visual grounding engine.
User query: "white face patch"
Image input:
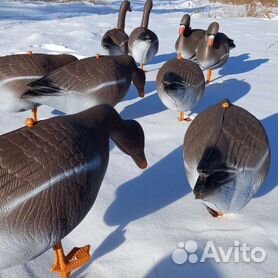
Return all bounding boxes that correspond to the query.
[1,155,102,213]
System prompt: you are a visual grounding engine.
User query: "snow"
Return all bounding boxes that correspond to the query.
[0,1,278,278]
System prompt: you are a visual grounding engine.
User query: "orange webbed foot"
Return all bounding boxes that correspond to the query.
[51,242,91,278]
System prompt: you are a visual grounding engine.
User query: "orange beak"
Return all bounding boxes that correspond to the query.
[179,25,185,35]
[207,36,214,47]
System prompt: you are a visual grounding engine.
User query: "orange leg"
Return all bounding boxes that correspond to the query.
[25,107,38,128]
[51,241,91,278]
[179,112,184,121]
[206,206,224,218]
[32,107,38,122]
[177,52,182,60]
[206,69,212,83]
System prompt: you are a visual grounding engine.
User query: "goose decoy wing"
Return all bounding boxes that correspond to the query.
[101,29,129,54]
[0,123,88,217]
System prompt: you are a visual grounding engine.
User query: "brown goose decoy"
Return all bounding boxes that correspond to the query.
[195,22,235,83]
[0,104,147,277]
[183,99,270,217]
[175,14,205,61]
[23,54,145,114]
[128,0,159,70]
[156,57,205,121]
[101,0,131,55]
[0,52,77,126]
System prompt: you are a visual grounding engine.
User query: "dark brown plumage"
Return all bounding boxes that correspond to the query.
[0,104,147,271]
[175,14,205,61]
[128,0,159,67]
[183,99,270,216]
[156,58,205,117]
[101,0,131,55]
[23,55,146,114]
[0,53,77,112]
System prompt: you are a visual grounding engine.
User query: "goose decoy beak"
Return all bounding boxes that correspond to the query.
[207,35,215,47]
[179,25,186,35]
[139,91,145,98]
[132,151,148,169]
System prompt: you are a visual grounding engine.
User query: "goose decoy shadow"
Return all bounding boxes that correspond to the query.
[255,113,278,197]
[194,78,251,114]
[218,53,269,76]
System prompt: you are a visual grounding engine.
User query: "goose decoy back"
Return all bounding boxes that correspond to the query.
[183,100,270,216]
[0,53,77,113]
[101,0,132,55]
[0,104,147,276]
[128,0,159,69]
[23,55,146,114]
[156,58,205,121]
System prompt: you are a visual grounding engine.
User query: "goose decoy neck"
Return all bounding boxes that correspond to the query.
[207,22,219,35]
[179,14,191,35]
[117,0,132,31]
[141,0,153,28]
[76,104,147,169]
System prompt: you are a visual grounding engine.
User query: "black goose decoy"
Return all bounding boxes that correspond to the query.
[0,52,77,126]
[156,57,205,121]
[23,54,146,114]
[128,0,159,70]
[175,14,205,61]
[183,99,270,217]
[195,22,235,83]
[101,0,132,55]
[0,104,147,277]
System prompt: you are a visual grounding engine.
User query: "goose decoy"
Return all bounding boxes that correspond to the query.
[0,104,147,277]
[128,0,159,70]
[0,52,77,126]
[101,0,131,55]
[195,22,235,83]
[175,14,205,61]
[156,57,205,121]
[23,54,146,114]
[183,99,270,217]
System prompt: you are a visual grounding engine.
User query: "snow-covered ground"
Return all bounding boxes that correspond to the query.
[0,1,278,278]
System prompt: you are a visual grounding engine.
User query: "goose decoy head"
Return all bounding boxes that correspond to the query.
[132,68,146,98]
[111,119,147,169]
[122,0,132,12]
[206,22,219,47]
[178,14,190,35]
